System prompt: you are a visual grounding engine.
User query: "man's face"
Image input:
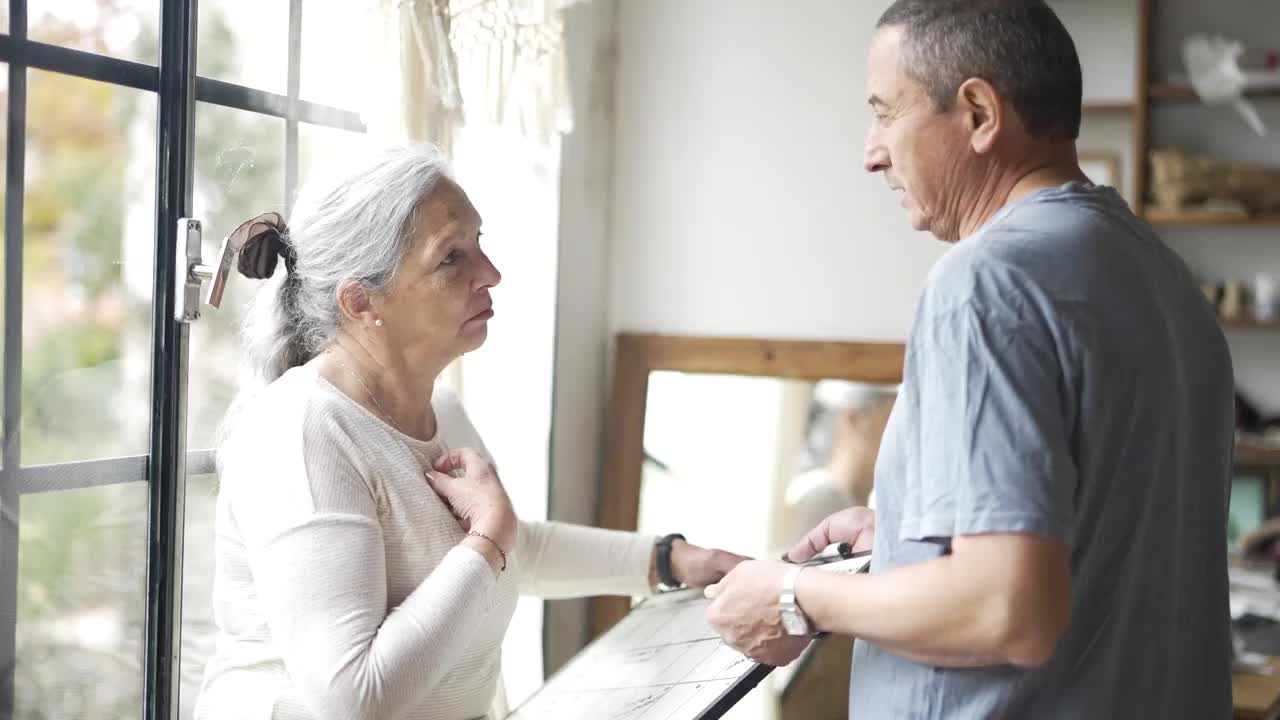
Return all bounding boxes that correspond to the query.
[863,26,970,242]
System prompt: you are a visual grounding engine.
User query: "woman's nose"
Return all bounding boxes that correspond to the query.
[477,250,501,289]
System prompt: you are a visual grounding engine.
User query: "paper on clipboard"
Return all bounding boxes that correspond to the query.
[505,552,872,720]
[505,586,766,720]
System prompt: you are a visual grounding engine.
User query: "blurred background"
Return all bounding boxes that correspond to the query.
[1,1,1279,719]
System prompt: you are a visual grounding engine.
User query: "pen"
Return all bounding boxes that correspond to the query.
[780,541,853,564]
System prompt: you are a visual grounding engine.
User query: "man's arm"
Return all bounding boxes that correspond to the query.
[798,533,1071,668]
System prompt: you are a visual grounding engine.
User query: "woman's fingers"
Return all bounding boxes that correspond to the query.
[432,447,493,477]
[424,469,453,496]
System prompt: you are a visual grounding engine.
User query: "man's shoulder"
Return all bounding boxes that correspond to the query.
[922,187,1151,322]
[920,236,1052,326]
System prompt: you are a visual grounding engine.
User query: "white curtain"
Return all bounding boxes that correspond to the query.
[364,0,588,149]
[365,0,590,713]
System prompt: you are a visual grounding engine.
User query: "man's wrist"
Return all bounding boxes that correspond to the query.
[779,565,814,636]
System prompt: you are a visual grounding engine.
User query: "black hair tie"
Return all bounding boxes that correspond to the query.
[229,212,294,279]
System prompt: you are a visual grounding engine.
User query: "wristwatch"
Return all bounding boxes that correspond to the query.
[656,533,686,591]
[779,565,812,636]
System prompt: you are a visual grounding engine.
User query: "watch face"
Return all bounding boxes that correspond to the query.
[780,609,809,636]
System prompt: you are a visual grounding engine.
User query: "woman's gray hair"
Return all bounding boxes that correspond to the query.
[239,143,453,387]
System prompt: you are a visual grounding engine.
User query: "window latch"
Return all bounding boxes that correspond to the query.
[175,217,234,323]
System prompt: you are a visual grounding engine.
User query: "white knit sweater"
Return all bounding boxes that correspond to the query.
[194,365,656,720]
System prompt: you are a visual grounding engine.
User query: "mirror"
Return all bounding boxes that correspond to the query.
[590,334,905,720]
[636,371,898,562]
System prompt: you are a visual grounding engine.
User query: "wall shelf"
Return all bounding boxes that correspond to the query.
[1082,100,1135,113]
[1149,82,1280,101]
[1237,441,1280,468]
[1144,207,1280,227]
[1221,317,1280,333]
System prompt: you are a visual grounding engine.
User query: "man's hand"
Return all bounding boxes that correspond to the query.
[704,561,811,667]
[786,506,875,563]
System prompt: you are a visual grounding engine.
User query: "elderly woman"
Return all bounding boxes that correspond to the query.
[194,145,744,720]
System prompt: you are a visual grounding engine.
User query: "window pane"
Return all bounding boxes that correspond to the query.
[22,69,155,465]
[179,106,285,716]
[298,121,371,188]
[197,0,287,97]
[186,102,285,450]
[15,482,148,720]
[29,0,158,65]
[179,472,218,720]
[300,1,372,110]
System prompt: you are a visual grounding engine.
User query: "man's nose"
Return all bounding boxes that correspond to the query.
[864,137,890,174]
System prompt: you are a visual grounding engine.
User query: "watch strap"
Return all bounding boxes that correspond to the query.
[780,565,812,636]
[656,533,686,589]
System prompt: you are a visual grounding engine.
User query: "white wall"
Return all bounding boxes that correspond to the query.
[1051,0,1138,103]
[606,0,1147,343]
[608,0,946,341]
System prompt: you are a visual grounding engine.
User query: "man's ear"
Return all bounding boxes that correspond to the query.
[955,77,1003,154]
[336,281,379,327]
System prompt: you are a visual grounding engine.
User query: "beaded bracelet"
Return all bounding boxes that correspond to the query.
[467,530,508,572]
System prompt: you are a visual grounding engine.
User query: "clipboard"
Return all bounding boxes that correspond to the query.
[505,586,769,720]
[505,550,871,720]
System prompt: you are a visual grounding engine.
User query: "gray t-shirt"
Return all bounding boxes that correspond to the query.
[849,183,1235,719]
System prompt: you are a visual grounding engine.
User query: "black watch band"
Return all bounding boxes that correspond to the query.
[656,533,686,589]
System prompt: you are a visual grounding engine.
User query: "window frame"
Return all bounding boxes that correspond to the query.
[0,1,366,717]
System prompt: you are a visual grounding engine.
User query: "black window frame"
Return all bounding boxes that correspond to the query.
[0,1,366,717]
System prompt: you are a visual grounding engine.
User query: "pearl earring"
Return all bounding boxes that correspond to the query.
[374,318,384,327]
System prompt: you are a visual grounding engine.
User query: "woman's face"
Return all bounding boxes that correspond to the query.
[373,178,501,364]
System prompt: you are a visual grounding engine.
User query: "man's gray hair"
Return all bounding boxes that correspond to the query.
[877,0,1083,141]
[239,144,453,386]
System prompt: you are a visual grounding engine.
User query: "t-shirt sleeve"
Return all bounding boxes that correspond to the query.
[899,300,1078,546]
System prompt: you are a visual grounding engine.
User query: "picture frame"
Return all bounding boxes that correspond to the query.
[1079,151,1121,188]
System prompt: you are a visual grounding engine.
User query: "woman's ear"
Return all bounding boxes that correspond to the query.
[336,281,379,328]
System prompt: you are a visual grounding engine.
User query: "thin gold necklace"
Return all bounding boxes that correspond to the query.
[325,350,452,479]
[327,350,411,437]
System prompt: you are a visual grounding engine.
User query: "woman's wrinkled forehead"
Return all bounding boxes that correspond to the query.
[412,179,482,241]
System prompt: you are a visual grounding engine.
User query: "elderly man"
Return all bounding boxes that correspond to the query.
[705,1,1235,717]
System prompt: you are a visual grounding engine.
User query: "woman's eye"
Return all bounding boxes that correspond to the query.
[440,250,462,267]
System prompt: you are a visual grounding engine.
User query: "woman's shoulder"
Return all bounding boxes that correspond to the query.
[222,366,366,461]
[216,366,385,528]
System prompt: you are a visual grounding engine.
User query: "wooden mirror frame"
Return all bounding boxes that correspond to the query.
[589,333,906,638]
